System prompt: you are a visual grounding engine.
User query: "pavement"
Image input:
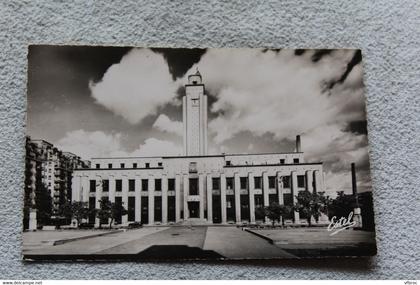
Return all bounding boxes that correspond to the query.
[22,226,376,260]
[97,227,206,254]
[203,227,295,259]
[22,229,111,249]
[23,227,167,255]
[247,228,377,257]
[247,227,376,244]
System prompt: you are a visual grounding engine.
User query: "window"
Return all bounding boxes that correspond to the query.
[280,159,285,164]
[102,180,109,192]
[293,158,300,164]
[212,178,220,190]
[142,179,148,191]
[154,197,162,222]
[89,180,96,192]
[269,194,277,204]
[88,197,96,224]
[240,177,248,189]
[268,176,276,188]
[155,179,162,191]
[116,179,122,192]
[99,197,109,223]
[158,162,163,167]
[189,162,197,173]
[133,163,137,168]
[282,176,290,188]
[254,176,262,189]
[120,163,125,168]
[297,175,305,188]
[115,197,122,224]
[128,197,135,222]
[129,179,135,192]
[145,163,150,168]
[226,177,234,190]
[95,164,100,169]
[189,178,198,195]
[255,195,264,208]
[226,160,231,166]
[108,163,112,169]
[168,178,175,191]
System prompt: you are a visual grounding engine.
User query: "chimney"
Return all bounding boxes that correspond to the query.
[351,163,357,196]
[351,162,362,228]
[295,135,301,152]
[351,162,360,206]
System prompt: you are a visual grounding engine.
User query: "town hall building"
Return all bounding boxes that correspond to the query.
[71,71,326,226]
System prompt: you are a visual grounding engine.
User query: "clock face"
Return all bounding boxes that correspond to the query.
[191,98,199,107]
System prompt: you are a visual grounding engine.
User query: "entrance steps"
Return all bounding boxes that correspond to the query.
[179,219,212,226]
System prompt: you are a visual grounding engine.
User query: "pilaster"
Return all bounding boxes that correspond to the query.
[206,174,213,222]
[220,173,227,224]
[234,173,241,223]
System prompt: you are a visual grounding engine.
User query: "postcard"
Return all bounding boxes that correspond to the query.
[23,46,376,260]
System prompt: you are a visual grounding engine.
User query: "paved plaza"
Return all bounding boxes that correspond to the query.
[248,228,376,257]
[22,226,376,260]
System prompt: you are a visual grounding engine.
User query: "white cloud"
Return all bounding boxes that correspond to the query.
[303,125,368,165]
[56,130,126,159]
[90,48,178,124]
[131,138,182,157]
[324,171,352,197]
[152,114,183,136]
[183,49,362,143]
[182,49,370,194]
[69,49,370,195]
[56,130,182,160]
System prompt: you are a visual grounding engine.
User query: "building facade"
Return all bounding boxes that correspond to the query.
[72,72,326,226]
[24,137,90,229]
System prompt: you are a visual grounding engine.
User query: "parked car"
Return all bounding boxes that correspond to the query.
[127,222,143,229]
[78,223,94,229]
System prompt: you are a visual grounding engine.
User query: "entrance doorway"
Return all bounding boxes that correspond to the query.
[141,197,149,224]
[240,194,250,222]
[212,195,222,223]
[188,202,200,218]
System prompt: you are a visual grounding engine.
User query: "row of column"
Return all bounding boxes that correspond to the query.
[204,170,323,224]
[74,174,182,226]
[74,169,323,225]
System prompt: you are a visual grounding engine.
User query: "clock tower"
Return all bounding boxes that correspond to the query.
[183,69,208,156]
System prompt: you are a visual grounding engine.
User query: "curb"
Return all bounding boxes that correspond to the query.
[52,229,125,246]
[244,228,275,244]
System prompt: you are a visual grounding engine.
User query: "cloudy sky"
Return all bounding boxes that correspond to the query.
[27,46,372,195]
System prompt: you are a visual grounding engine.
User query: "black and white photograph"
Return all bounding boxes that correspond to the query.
[23,46,377,260]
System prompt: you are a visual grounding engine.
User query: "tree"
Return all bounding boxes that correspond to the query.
[261,202,292,227]
[23,195,33,230]
[278,204,292,227]
[35,183,53,227]
[96,198,128,229]
[328,191,357,220]
[255,206,266,222]
[96,198,111,229]
[294,191,330,226]
[59,201,90,228]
